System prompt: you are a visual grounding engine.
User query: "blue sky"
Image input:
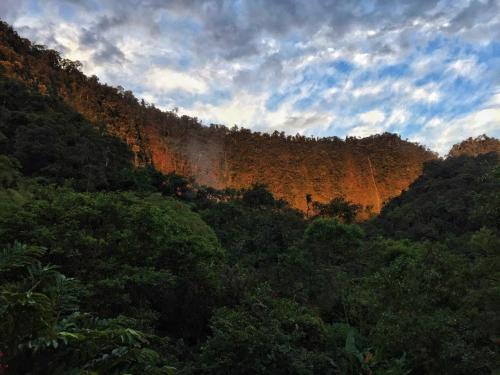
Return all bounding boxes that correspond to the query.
[2,0,500,154]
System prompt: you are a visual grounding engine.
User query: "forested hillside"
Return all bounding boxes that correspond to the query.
[0,21,437,213]
[0,20,499,375]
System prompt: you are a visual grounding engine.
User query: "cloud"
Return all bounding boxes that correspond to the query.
[445,0,499,33]
[388,108,410,125]
[3,0,500,154]
[447,57,481,79]
[359,110,386,125]
[79,28,126,64]
[425,108,500,154]
[352,83,384,98]
[415,92,500,154]
[486,92,500,106]
[350,109,388,137]
[412,86,441,103]
[0,0,27,20]
[146,67,208,94]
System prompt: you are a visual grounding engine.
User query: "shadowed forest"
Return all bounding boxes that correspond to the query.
[0,21,499,374]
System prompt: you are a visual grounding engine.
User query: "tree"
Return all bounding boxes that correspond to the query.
[313,197,361,223]
[377,153,499,240]
[348,242,499,374]
[0,76,135,191]
[242,183,276,208]
[306,193,312,218]
[302,218,364,318]
[0,243,176,374]
[0,188,226,342]
[198,288,337,374]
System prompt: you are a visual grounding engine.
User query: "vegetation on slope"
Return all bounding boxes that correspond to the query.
[448,135,500,158]
[376,152,500,241]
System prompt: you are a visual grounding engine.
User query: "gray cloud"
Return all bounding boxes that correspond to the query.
[446,0,499,32]
[79,28,126,64]
[23,0,495,65]
[233,53,284,92]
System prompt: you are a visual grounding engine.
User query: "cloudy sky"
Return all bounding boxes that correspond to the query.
[2,0,500,153]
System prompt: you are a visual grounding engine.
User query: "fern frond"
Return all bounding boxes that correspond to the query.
[0,242,46,274]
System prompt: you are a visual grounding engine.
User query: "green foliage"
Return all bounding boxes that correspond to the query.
[0,187,225,342]
[242,183,279,208]
[377,153,500,240]
[0,243,175,374]
[0,155,29,210]
[298,219,365,319]
[0,154,21,188]
[472,165,500,231]
[118,167,194,200]
[0,77,138,191]
[198,288,337,375]
[304,218,364,257]
[348,242,500,374]
[0,241,45,272]
[199,196,306,301]
[313,197,362,223]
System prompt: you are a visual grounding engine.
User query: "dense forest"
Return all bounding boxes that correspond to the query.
[1,21,500,375]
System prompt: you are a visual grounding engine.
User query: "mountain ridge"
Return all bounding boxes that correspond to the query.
[2,21,496,213]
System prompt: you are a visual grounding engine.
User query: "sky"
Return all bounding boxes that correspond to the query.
[2,0,500,154]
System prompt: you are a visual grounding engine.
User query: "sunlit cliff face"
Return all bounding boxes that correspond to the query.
[0,21,437,215]
[145,129,436,215]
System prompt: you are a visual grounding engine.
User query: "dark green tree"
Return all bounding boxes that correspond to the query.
[313,197,362,223]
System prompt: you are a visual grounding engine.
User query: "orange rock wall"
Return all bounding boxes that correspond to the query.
[0,23,437,213]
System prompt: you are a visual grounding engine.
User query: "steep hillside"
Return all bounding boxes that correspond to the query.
[0,21,437,212]
[376,152,500,240]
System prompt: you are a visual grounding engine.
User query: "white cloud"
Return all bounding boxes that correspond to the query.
[183,92,263,127]
[352,83,384,98]
[184,89,335,136]
[411,55,438,75]
[388,108,410,125]
[145,67,208,94]
[466,108,500,131]
[352,53,370,67]
[415,93,500,155]
[486,92,500,106]
[350,124,385,138]
[388,80,442,104]
[412,85,441,103]
[359,109,386,125]
[423,117,444,130]
[447,58,479,78]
